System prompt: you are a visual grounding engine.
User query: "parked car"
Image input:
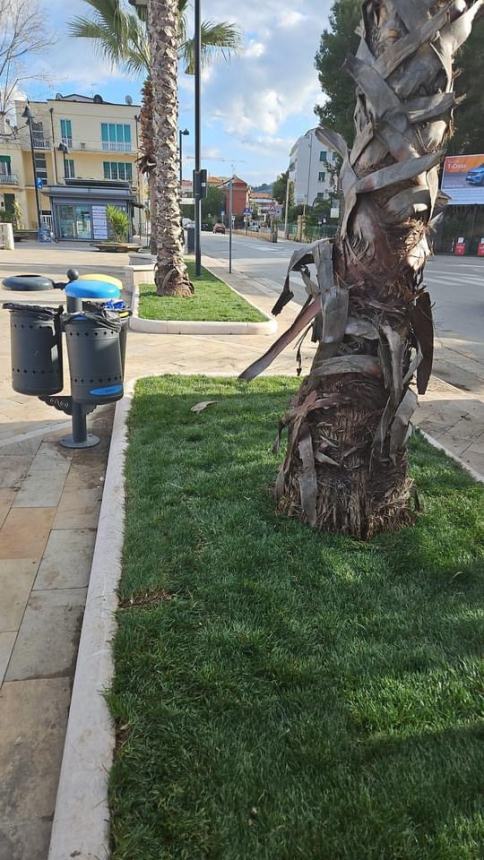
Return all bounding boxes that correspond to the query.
[213,223,226,234]
[465,164,484,186]
[182,218,195,228]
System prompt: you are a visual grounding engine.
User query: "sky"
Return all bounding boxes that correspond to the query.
[25,0,333,186]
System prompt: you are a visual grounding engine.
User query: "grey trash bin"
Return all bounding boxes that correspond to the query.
[3,303,63,396]
[186,225,195,253]
[63,309,124,405]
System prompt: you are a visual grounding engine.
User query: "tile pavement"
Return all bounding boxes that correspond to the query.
[0,242,483,860]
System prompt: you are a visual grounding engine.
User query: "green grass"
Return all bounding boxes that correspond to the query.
[138,261,266,322]
[109,376,484,860]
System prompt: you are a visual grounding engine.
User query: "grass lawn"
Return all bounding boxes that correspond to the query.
[138,261,266,322]
[109,376,484,860]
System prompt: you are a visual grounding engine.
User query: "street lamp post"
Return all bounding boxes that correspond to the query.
[179,128,189,189]
[284,173,292,239]
[228,176,233,274]
[22,105,42,234]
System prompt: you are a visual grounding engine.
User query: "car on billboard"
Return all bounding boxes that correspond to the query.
[465,163,484,186]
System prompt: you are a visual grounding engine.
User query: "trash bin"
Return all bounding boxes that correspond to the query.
[3,303,63,396]
[84,299,131,373]
[186,225,195,253]
[63,309,123,404]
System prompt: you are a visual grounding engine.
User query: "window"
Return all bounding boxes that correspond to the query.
[318,171,326,183]
[32,120,46,149]
[64,159,75,179]
[103,161,133,181]
[319,150,327,162]
[101,123,132,152]
[0,155,11,177]
[60,119,72,147]
[34,153,48,182]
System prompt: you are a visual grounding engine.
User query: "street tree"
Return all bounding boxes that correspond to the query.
[273,170,294,208]
[70,0,240,294]
[0,0,52,114]
[241,0,481,539]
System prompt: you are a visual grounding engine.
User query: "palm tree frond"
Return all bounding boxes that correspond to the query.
[181,20,242,75]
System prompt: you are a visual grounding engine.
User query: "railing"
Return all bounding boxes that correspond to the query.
[32,135,52,150]
[41,214,53,230]
[101,141,132,153]
[0,173,18,185]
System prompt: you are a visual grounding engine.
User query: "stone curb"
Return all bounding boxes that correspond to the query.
[418,428,484,484]
[47,384,133,860]
[126,263,277,336]
[46,375,483,860]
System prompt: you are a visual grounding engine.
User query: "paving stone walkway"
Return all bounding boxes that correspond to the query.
[0,242,482,860]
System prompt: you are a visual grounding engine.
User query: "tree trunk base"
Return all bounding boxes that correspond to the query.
[155,264,193,297]
[276,468,415,541]
[274,379,417,541]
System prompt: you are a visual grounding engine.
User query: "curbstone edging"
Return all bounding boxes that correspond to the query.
[47,384,134,860]
[418,428,484,484]
[126,264,277,336]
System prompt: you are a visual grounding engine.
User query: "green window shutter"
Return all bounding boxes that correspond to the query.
[124,124,131,144]
[103,162,110,179]
[126,163,133,181]
[111,162,118,180]
[118,163,126,180]
[101,123,108,143]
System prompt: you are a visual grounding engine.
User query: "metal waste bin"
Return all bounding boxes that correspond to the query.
[63,309,123,404]
[83,300,131,373]
[3,303,63,396]
[186,225,195,253]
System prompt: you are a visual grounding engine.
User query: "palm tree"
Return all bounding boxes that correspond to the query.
[69,0,240,293]
[241,0,481,539]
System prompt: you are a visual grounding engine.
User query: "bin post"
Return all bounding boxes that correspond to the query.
[60,402,99,449]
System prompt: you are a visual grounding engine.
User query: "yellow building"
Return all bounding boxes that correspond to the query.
[0,93,146,240]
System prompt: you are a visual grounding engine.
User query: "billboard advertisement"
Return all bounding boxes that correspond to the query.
[441,154,484,205]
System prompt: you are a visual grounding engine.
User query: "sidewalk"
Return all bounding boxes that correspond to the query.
[0,243,482,859]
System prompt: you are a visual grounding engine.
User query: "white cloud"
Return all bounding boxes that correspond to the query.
[244,41,266,59]
[181,0,331,153]
[278,11,306,28]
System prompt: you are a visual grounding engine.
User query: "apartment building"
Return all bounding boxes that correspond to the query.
[288,128,338,207]
[0,93,146,240]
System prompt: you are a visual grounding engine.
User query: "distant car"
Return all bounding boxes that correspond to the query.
[213,223,226,234]
[465,164,484,186]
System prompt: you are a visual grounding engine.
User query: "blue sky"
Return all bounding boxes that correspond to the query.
[26,0,333,186]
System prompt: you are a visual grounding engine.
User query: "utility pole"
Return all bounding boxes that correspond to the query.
[284,173,291,239]
[229,176,233,273]
[22,106,42,233]
[194,0,202,276]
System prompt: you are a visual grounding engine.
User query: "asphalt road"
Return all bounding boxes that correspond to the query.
[203,232,484,395]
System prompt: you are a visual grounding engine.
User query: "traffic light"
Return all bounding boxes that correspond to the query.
[193,169,208,199]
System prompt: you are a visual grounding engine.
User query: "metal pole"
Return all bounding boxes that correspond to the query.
[229,177,233,273]
[284,174,291,238]
[179,129,183,189]
[194,0,202,276]
[49,108,59,184]
[28,121,42,230]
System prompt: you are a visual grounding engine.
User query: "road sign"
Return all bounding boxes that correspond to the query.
[35,178,44,189]
[243,207,252,216]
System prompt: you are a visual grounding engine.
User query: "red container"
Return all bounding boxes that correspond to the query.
[454,238,466,256]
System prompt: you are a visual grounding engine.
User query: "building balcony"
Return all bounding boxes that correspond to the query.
[0,173,19,185]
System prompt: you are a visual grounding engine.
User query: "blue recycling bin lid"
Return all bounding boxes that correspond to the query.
[65,279,121,300]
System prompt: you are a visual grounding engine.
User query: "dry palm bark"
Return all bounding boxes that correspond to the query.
[241,0,481,539]
[148,0,192,296]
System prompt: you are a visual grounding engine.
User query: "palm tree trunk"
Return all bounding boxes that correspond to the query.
[148,0,192,296]
[242,0,480,539]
